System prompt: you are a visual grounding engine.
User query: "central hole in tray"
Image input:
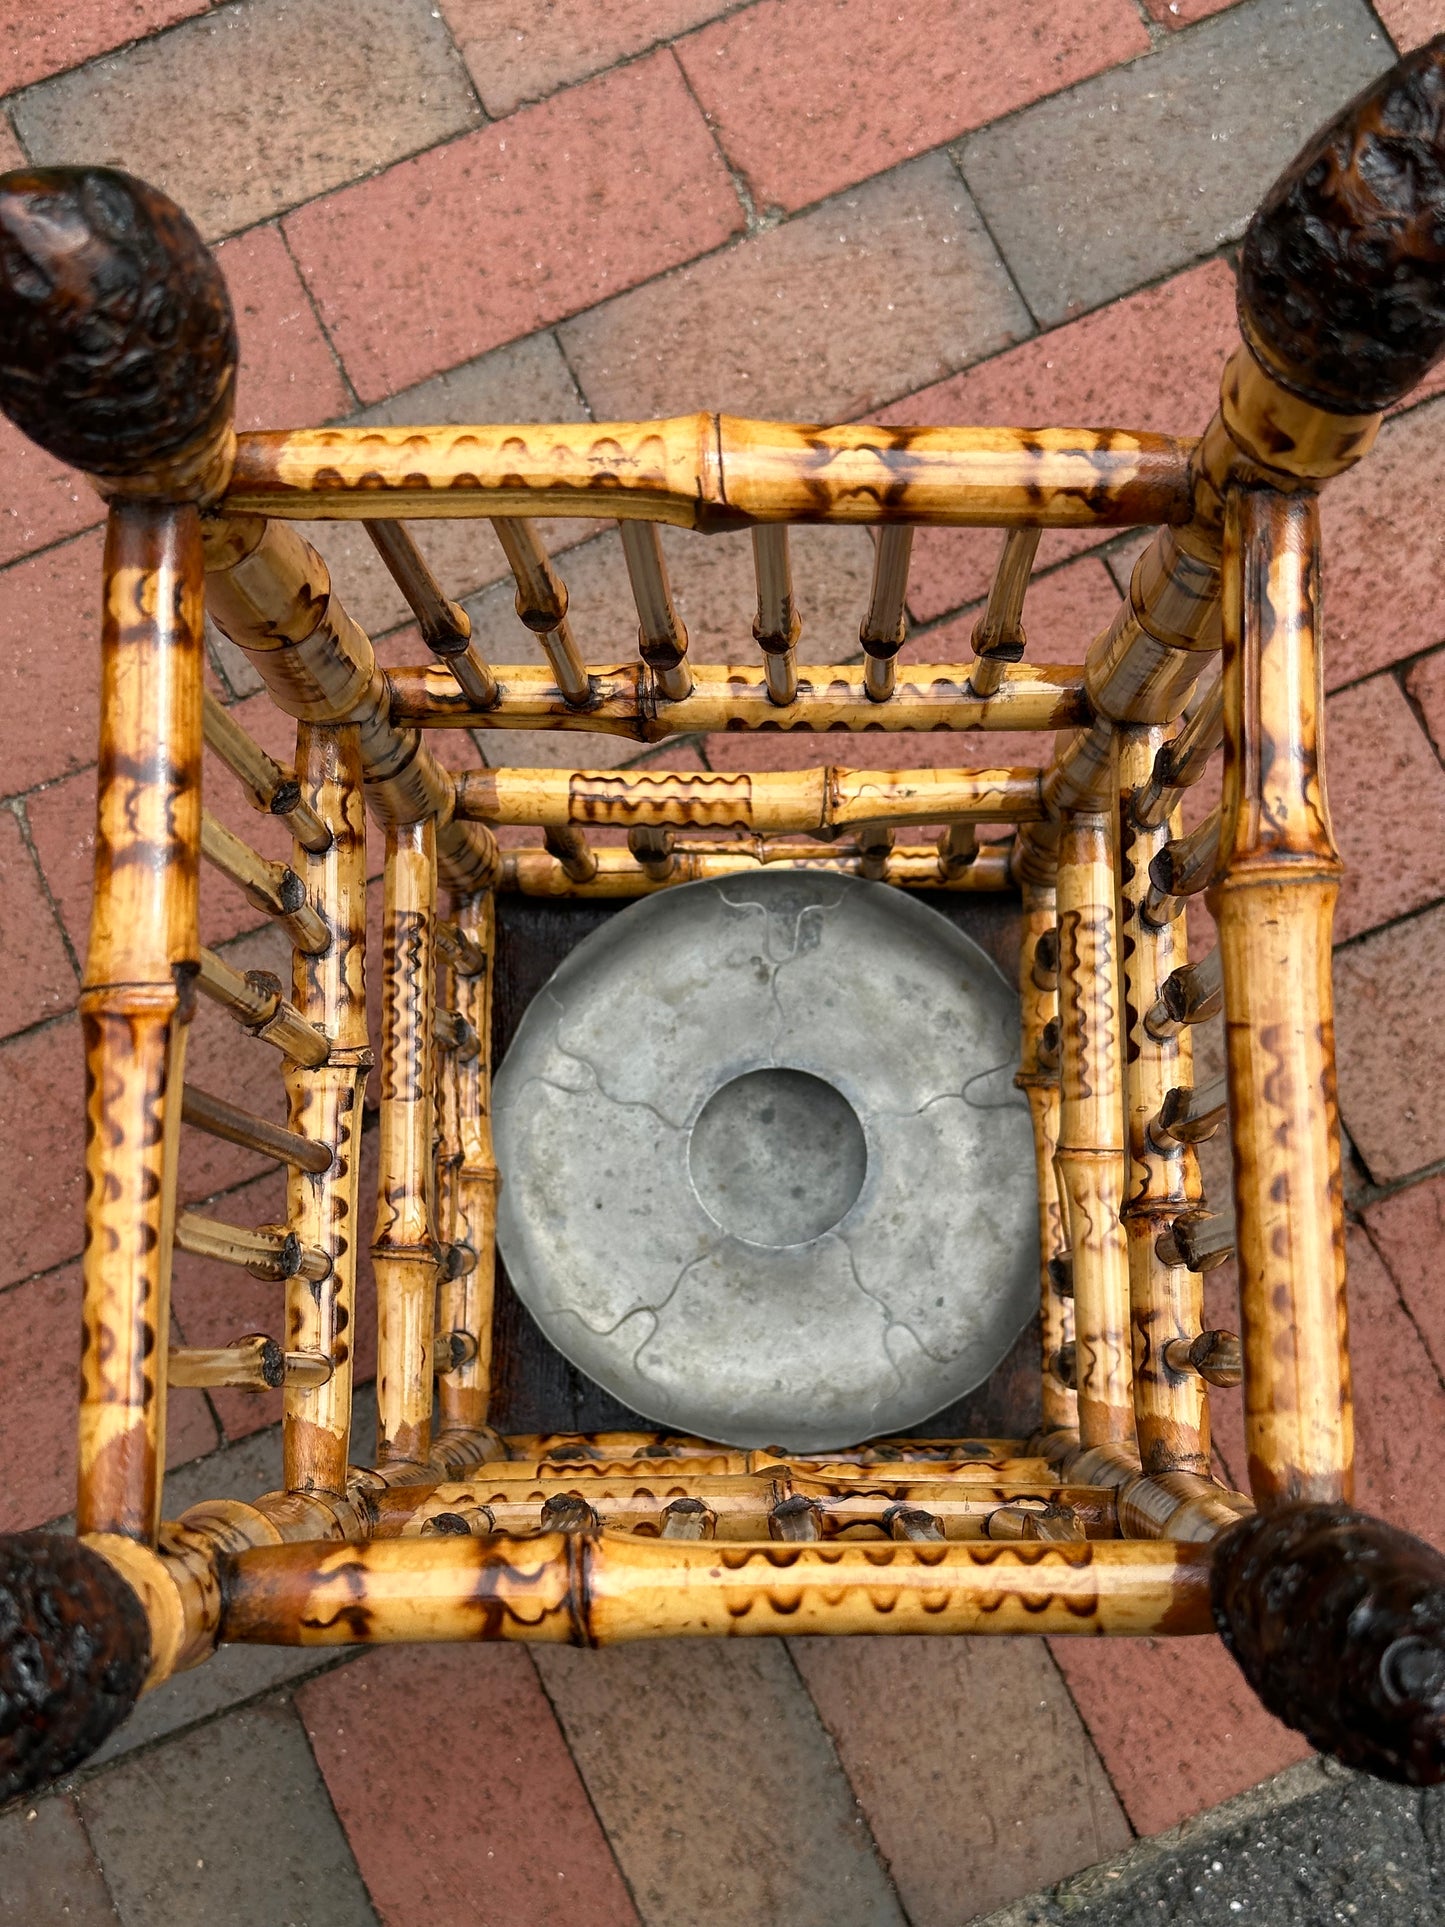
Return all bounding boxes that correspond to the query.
[687,1067,867,1248]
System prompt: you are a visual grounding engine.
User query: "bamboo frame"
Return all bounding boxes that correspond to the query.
[6,45,1445,1793]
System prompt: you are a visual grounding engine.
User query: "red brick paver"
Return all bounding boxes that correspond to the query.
[0,0,208,95]
[285,52,743,401]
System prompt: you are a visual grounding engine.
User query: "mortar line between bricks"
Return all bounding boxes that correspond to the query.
[1127,0,1170,50]
[669,43,768,236]
[775,1636,916,1924]
[1358,1217,1445,1401]
[285,1685,386,1921]
[7,797,83,985]
[942,145,1042,334]
[523,1649,649,1924]
[546,325,597,424]
[65,1783,124,1923]
[1359,0,1406,54]
[275,218,362,418]
[1038,1635,1141,1849]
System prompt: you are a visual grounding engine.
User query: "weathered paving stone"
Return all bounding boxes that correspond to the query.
[790,1635,1130,1925]
[976,1759,1445,1926]
[958,0,1393,325]
[78,1700,379,1927]
[535,1639,906,1927]
[0,1792,118,1925]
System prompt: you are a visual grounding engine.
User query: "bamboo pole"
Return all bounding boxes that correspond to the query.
[618,520,692,701]
[373,819,441,1467]
[752,525,801,705]
[202,690,331,853]
[436,891,498,1433]
[1016,888,1075,1434]
[174,1209,331,1282]
[454,764,1043,831]
[859,525,913,701]
[489,517,590,706]
[1210,485,1351,1508]
[182,1084,333,1173]
[79,502,205,1544]
[219,1534,1214,1645]
[1054,812,1133,1448]
[969,528,1039,699]
[196,946,330,1066]
[363,520,497,709]
[284,724,370,1495]
[1116,725,1209,1476]
[203,516,500,895]
[200,811,330,953]
[499,840,1014,897]
[225,418,1195,531]
[387,659,1085,739]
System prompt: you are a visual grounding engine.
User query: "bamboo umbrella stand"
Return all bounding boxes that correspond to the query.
[2,40,1445,1801]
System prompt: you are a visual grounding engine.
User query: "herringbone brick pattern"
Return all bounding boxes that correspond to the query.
[1,3,1442,1921]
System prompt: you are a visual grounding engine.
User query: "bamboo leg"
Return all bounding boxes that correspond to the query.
[1054,811,1134,1449]
[78,502,205,1543]
[1210,486,1350,1508]
[373,820,441,1465]
[284,725,369,1494]
[1116,726,1209,1475]
[437,891,498,1432]
[1016,887,1074,1433]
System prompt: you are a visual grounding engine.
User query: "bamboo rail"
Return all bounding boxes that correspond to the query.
[454,764,1044,831]
[499,840,1014,897]
[386,659,1087,737]
[1015,890,1075,1434]
[435,891,498,1434]
[224,418,1195,530]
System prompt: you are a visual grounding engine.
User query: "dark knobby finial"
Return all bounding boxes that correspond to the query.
[1212,1503,1445,1785]
[1239,35,1445,415]
[0,166,237,497]
[0,1533,151,1803]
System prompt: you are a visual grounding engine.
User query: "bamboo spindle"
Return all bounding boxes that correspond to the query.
[1155,1206,1235,1275]
[1163,1330,1243,1388]
[751,524,801,705]
[435,919,487,979]
[860,525,913,701]
[202,690,330,853]
[202,516,500,897]
[1142,809,1220,927]
[388,658,1085,738]
[1054,812,1133,1447]
[80,502,206,1543]
[284,724,370,1494]
[936,822,979,879]
[454,764,1044,832]
[1116,726,1209,1476]
[1145,949,1222,1042]
[174,1210,331,1282]
[1150,1074,1227,1148]
[1133,674,1224,830]
[628,826,675,880]
[619,520,692,701]
[1211,485,1351,1508]
[363,520,497,709]
[500,839,1013,897]
[373,819,441,1466]
[489,516,590,706]
[196,946,330,1066]
[182,1084,332,1173]
[200,811,330,954]
[436,891,499,1433]
[167,1335,333,1392]
[543,824,599,883]
[970,528,1040,700]
[1016,888,1075,1434]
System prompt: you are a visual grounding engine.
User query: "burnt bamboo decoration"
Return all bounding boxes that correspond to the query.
[1116,726,1209,1477]
[284,724,370,1495]
[363,520,497,709]
[1054,812,1133,1447]
[455,764,1043,832]
[202,690,330,853]
[489,517,590,706]
[373,820,441,1466]
[752,526,802,705]
[1211,486,1350,1507]
[969,528,1039,700]
[859,525,912,701]
[388,659,1085,739]
[436,891,498,1433]
[1016,889,1075,1434]
[620,520,692,701]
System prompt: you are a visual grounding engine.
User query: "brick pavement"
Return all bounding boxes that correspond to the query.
[1,1,1444,1920]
